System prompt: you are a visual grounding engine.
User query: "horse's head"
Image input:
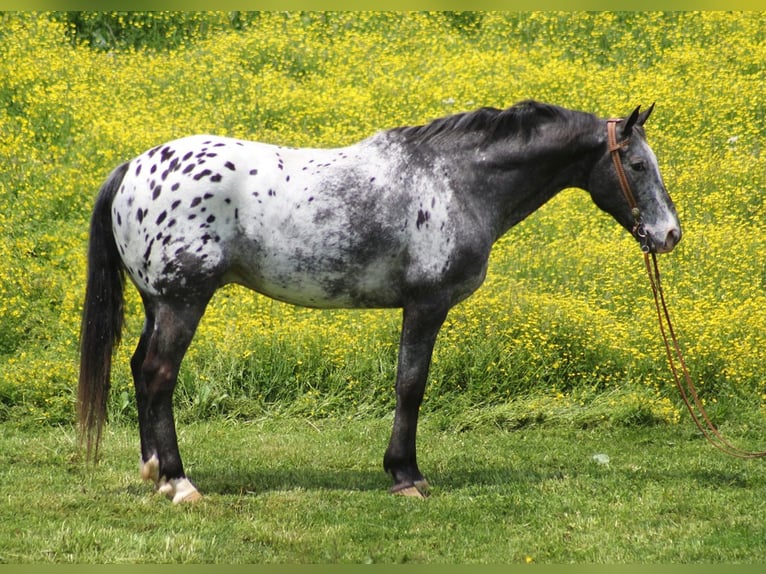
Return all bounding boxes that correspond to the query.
[588,105,681,254]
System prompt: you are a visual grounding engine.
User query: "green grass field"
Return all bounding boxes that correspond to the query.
[0,11,765,563]
[2,417,766,563]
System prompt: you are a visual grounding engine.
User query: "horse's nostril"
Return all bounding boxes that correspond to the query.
[666,228,681,249]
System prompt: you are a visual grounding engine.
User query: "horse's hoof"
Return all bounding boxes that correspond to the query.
[173,488,202,504]
[170,477,202,504]
[390,480,430,499]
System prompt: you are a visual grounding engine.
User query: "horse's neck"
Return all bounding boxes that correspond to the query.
[462,122,605,241]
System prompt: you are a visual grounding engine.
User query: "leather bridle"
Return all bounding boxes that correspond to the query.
[607,117,766,459]
[607,119,650,253]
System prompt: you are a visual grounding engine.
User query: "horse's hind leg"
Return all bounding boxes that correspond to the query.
[133,296,210,503]
[131,305,159,484]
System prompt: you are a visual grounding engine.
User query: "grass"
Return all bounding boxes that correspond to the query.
[1,414,765,563]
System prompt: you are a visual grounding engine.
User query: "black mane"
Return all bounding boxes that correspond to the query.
[390,100,582,146]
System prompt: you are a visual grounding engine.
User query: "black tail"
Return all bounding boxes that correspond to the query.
[78,162,130,460]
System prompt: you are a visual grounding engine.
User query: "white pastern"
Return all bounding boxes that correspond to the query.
[140,454,160,484]
[157,477,174,496]
[154,476,201,503]
[141,454,201,502]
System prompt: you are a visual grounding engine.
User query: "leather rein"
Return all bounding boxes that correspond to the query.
[607,119,766,459]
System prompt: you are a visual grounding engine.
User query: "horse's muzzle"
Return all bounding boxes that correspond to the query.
[644,225,682,254]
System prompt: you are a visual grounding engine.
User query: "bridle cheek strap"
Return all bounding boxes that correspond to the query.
[607,119,646,247]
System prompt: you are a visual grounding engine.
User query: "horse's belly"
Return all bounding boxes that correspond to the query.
[227,244,406,309]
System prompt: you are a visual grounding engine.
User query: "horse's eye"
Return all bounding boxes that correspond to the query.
[630,160,646,172]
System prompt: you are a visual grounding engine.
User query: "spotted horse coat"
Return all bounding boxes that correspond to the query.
[113,133,481,310]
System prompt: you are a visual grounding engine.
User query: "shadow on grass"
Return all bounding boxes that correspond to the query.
[186,460,743,498]
[187,455,762,498]
[190,466,389,495]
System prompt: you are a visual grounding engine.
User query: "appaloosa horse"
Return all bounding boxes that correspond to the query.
[79,100,681,502]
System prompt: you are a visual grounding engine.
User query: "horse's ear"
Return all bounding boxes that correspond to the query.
[637,102,655,126]
[622,106,642,136]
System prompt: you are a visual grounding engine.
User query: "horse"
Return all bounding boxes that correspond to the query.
[78,100,681,502]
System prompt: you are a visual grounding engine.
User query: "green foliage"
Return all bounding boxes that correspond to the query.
[50,11,250,51]
[0,12,764,430]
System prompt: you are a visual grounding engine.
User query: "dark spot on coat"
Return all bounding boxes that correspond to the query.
[183,164,194,175]
[249,169,258,176]
[152,185,162,200]
[167,218,176,228]
[224,161,236,171]
[160,147,175,163]
[207,214,216,223]
[135,164,142,176]
[143,239,155,262]
[156,211,167,225]
[203,193,214,200]
[137,208,145,223]
[416,209,430,230]
[190,197,202,208]
[182,151,193,161]
[171,200,181,210]
[150,164,157,174]
[194,169,212,181]
[171,182,180,191]
[210,173,222,183]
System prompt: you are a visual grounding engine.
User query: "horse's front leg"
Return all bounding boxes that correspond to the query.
[384,297,449,498]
